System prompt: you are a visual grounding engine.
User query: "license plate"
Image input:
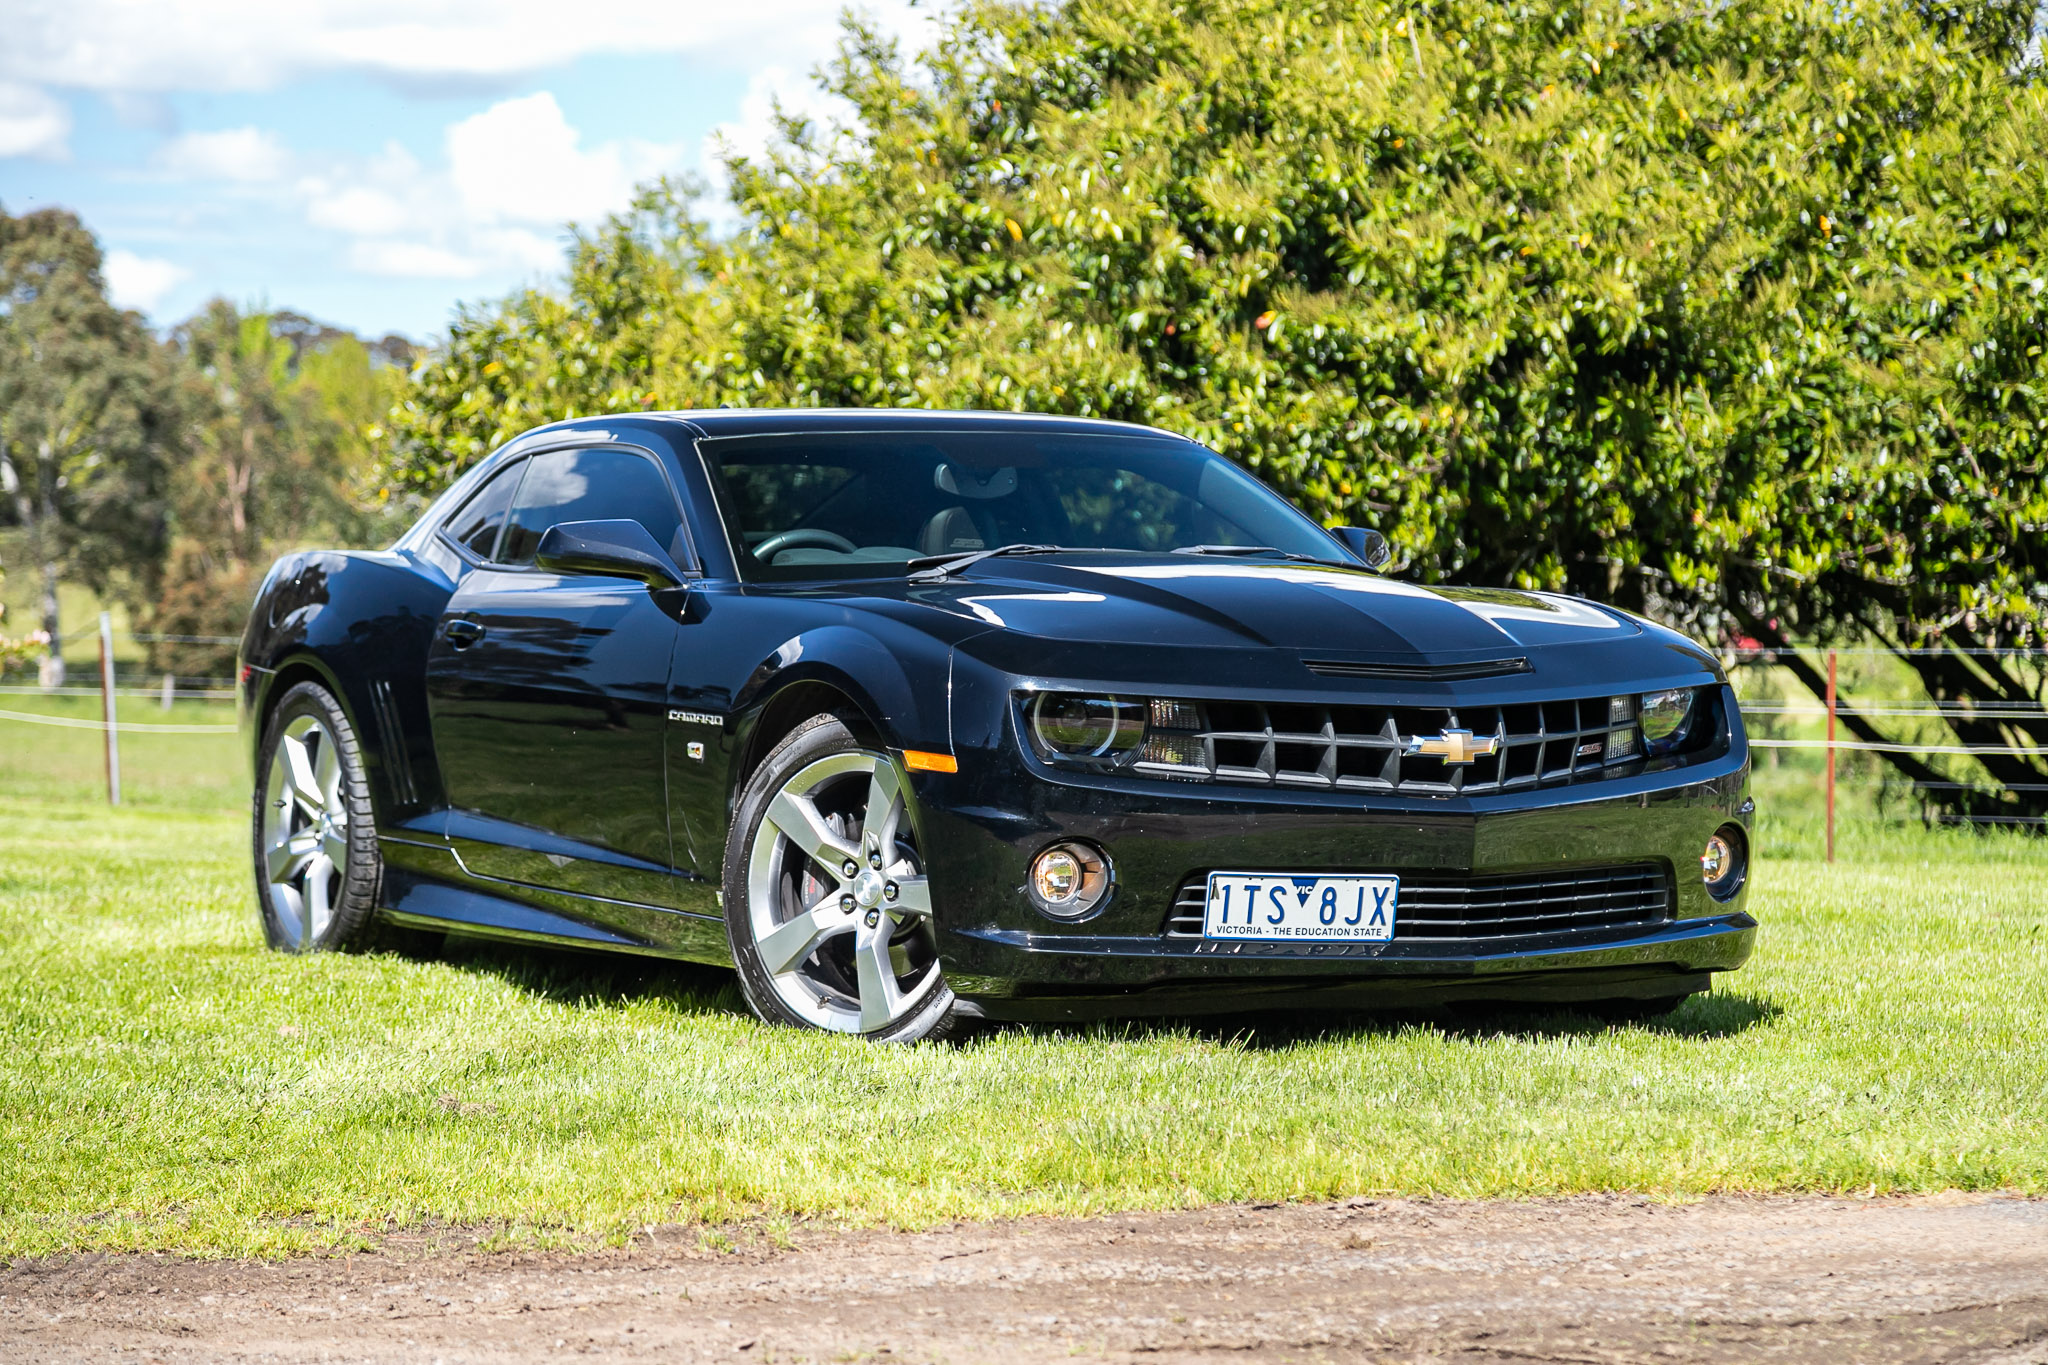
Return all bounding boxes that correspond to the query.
[1202,872,1399,942]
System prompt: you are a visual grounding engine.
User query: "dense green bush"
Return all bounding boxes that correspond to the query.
[382,0,2048,815]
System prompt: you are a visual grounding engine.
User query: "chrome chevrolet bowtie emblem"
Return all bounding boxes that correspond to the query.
[1406,727,1500,765]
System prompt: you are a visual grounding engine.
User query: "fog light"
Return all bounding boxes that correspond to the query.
[1701,825,1747,900]
[1027,842,1114,920]
[1033,849,1080,902]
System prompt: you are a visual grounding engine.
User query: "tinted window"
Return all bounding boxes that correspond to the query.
[442,459,523,560]
[701,432,1336,580]
[496,447,684,568]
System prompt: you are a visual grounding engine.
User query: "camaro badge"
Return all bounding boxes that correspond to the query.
[667,709,722,726]
[1405,727,1500,765]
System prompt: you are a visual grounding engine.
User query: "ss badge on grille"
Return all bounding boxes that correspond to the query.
[1405,728,1500,766]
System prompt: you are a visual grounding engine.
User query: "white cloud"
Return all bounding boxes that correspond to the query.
[0,80,71,159]
[447,92,681,228]
[154,126,292,182]
[707,63,852,170]
[0,1,929,95]
[304,184,410,237]
[472,226,564,272]
[345,240,483,279]
[103,250,192,312]
[287,94,674,280]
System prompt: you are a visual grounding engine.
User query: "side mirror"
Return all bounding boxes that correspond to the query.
[534,519,684,588]
[1332,526,1392,571]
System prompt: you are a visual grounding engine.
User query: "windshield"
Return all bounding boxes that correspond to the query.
[699,430,1341,581]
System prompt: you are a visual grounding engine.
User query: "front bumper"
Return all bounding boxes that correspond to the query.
[909,693,1755,1021]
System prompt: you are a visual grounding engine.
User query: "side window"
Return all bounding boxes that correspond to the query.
[496,447,686,569]
[441,459,525,560]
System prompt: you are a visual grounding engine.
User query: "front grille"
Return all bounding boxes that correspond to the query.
[1132,694,1647,795]
[1163,864,1674,941]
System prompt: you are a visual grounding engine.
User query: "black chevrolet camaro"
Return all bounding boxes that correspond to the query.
[239,409,1754,1040]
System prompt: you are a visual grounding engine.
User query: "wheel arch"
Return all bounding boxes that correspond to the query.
[727,676,888,825]
[255,653,352,746]
[722,622,952,824]
[252,650,403,823]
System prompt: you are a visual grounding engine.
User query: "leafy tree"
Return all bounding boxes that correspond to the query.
[0,205,178,685]
[152,302,408,676]
[382,0,2048,820]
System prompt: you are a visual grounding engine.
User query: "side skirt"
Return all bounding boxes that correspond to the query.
[377,840,733,967]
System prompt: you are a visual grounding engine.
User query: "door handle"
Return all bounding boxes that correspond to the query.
[444,618,486,649]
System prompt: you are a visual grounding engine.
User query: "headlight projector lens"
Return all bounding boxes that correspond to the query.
[1028,842,1114,920]
[1639,687,1699,756]
[1701,825,1747,900]
[1031,693,1145,758]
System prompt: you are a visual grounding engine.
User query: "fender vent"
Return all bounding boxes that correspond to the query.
[367,680,418,806]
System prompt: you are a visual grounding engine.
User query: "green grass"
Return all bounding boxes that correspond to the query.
[2,699,2046,1258]
[0,693,244,810]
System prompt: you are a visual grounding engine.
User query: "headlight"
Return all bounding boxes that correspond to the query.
[1028,693,1210,776]
[1030,693,1145,757]
[1639,688,1699,756]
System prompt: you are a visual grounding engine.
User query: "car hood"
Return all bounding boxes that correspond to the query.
[874,556,1641,660]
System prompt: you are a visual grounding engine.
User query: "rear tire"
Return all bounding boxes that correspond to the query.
[252,681,383,952]
[723,714,958,1042]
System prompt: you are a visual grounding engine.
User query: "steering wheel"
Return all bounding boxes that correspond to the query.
[752,527,859,561]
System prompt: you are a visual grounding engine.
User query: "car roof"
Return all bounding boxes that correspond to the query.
[537,408,1193,443]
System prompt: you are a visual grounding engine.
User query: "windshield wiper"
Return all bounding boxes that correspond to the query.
[905,543,1067,582]
[1173,544,1334,565]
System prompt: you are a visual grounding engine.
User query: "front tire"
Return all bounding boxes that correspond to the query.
[252,681,382,952]
[724,715,957,1042]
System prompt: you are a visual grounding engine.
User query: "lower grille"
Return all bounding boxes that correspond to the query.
[1163,864,1673,941]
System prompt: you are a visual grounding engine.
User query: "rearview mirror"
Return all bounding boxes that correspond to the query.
[1332,526,1392,571]
[534,519,684,588]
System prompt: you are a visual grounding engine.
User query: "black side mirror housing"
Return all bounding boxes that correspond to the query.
[1332,526,1392,571]
[534,519,685,588]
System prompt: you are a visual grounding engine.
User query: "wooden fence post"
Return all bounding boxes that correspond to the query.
[1825,649,1837,864]
[98,611,121,806]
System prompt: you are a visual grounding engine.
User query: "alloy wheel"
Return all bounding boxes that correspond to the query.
[261,713,351,951]
[745,749,940,1034]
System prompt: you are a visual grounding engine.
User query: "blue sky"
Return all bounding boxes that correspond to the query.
[0,1,932,339]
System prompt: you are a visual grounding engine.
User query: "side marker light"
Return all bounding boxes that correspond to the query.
[903,749,958,773]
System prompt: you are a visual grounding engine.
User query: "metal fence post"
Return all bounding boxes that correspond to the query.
[1825,649,1837,863]
[98,611,121,806]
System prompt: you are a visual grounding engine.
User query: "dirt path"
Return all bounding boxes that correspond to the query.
[5,1196,2046,1363]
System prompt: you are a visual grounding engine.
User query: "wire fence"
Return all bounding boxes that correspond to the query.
[0,615,246,802]
[0,707,236,735]
[4,627,2044,835]
[1727,646,2048,848]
